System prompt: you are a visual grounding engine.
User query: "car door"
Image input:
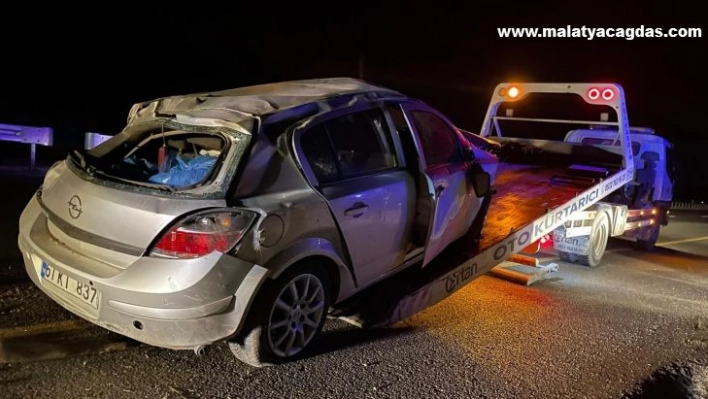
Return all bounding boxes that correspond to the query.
[401,104,481,266]
[295,107,417,287]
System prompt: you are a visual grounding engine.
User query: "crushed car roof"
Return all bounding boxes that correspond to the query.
[127,77,407,128]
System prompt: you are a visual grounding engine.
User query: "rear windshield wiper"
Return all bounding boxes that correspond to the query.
[71,150,88,170]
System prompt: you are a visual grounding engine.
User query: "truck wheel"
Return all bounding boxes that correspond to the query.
[558,251,577,263]
[229,264,331,367]
[637,223,660,251]
[578,212,610,267]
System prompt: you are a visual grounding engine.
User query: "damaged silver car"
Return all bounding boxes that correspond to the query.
[18,78,497,366]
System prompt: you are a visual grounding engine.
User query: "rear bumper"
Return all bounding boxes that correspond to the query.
[18,196,268,350]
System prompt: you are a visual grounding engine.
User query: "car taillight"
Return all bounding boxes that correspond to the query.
[150,209,258,259]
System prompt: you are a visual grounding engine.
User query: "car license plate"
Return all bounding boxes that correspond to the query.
[41,262,100,309]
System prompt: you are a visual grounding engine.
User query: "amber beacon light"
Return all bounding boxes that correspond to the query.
[499,85,521,98]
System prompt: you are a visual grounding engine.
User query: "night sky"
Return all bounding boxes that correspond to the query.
[1,2,706,199]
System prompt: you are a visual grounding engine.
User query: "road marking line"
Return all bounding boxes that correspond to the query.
[0,319,88,339]
[657,235,708,247]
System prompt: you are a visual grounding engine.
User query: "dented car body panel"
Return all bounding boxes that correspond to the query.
[18,78,497,352]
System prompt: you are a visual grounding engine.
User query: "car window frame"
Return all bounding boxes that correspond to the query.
[292,103,406,188]
[400,103,466,170]
[324,109,399,180]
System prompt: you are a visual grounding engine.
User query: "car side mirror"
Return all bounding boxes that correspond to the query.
[472,171,491,198]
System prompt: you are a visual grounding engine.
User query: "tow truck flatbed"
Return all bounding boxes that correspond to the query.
[480,163,598,249]
[331,82,637,329]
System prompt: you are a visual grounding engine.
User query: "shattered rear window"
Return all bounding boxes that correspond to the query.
[69,121,252,199]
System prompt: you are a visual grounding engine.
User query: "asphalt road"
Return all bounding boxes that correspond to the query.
[0,174,706,399]
[657,211,708,258]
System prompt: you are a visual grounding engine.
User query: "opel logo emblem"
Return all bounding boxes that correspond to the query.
[68,195,83,219]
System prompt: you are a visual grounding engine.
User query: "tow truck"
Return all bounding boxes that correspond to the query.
[332,82,667,328]
[557,125,674,257]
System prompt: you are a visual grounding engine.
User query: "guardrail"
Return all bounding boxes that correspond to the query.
[0,123,53,170]
[671,201,708,211]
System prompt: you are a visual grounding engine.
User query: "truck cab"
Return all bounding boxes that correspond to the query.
[564,126,675,224]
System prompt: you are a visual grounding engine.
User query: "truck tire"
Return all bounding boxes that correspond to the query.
[558,251,577,263]
[637,223,660,251]
[578,211,610,267]
[228,263,331,367]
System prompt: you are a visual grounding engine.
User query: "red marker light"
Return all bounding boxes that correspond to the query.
[602,88,614,100]
[588,88,600,100]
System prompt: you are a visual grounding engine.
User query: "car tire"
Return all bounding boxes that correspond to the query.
[229,263,331,367]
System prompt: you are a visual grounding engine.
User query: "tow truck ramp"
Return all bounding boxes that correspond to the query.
[332,82,636,329]
[489,254,559,286]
